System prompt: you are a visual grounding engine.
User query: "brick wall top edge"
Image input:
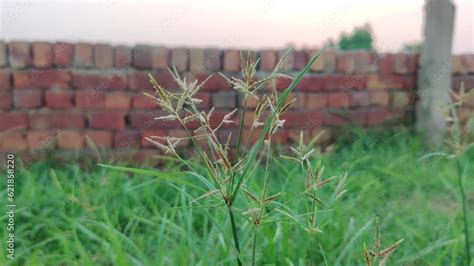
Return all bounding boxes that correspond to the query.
[1,40,452,56]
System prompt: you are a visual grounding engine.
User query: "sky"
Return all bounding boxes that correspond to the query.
[0,0,473,54]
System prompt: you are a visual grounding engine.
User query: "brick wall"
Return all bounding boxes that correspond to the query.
[0,41,473,162]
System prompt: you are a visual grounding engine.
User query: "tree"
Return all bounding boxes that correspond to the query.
[338,23,373,51]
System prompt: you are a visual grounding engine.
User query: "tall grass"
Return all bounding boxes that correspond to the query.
[1,133,472,265]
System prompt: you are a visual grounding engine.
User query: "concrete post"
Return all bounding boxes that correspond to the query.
[416,0,455,146]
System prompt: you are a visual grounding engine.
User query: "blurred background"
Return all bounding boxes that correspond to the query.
[1,0,473,53]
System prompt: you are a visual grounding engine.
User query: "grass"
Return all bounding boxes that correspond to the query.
[0,131,473,265]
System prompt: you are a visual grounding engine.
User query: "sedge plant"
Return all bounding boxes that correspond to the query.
[363,217,404,266]
[101,49,346,264]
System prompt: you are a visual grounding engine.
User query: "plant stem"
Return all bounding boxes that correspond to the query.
[252,226,258,266]
[235,97,247,162]
[228,206,242,266]
[456,158,471,266]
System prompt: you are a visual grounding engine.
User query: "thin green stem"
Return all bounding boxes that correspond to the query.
[229,98,247,194]
[235,97,247,161]
[252,226,258,266]
[456,158,471,266]
[228,206,242,266]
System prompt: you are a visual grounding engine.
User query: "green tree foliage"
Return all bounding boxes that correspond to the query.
[338,24,373,51]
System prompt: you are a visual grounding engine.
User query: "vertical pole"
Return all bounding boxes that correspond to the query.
[416,0,455,146]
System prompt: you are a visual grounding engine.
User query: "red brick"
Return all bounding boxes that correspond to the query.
[74,43,93,67]
[0,90,12,110]
[294,76,367,92]
[391,91,412,108]
[152,46,169,69]
[323,49,337,73]
[57,130,84,149]
[393,53,408,74]
[464,55,474,73]
[132,93,157,109]
[242,128,261,144]
[13,89,43,108]
[94,44,113,69]
[260,50,277,71]
[224,50,241,72]
[75,90,106,108]
[114,46,132,68]
[89,112,126,130]
[379,53,394,75]
[142,130,167,147]
[105,92,131,110]
[132,149,159,163]
[243,111,257,127]
[114,131,141,148]
[0,112,28,130]
[133,45,152,69]
[129,111,180,129]
[195,92,211,109]
[337,53,355,73]
[329,76,367,90]
[26,131,56,150]
[28,111,51,130]
[367,75,415,90]
[327,93,350,108]
[128,71,153,91]
[85,130,113,148]
[324,111,366,126]
[294,50,308,71]
[9,41,31,68]
[366,109,404,125]
[0,69,11,89]
[452,55,465,74]
[305,93,327,109]
[452,76,474,90]
[53,42,75,67]
[354,52,373,73]
[133,45,169,70]
[204,48,222,71]
[351,91,371,107]
[32,42,53,68]
[192,73,229,91]
[128,71,177,91]
[407,54,420,74]
[0,42,6,67]
[171,48,188,71]
[371,91,390,106]
[212,91,236,108]
[189,48,205,72]
[72,71,127,90]
[45,90,73,108]
[0,133,27,152]
[13,69,71,89]
[51,111,85,129]
[281,111,323,128]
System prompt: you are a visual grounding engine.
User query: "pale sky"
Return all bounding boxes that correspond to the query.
[0,0,473,53]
